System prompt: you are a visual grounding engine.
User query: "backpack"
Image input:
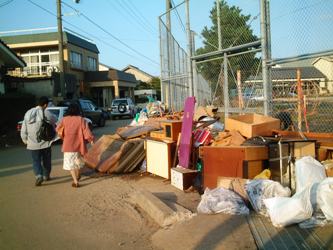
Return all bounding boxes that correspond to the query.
[37,111,56,142]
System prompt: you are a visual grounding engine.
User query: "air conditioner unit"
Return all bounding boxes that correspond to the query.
[46,66,53,76]
[53,66,59,72]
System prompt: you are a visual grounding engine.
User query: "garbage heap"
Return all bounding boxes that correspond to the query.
[84,97,333,228]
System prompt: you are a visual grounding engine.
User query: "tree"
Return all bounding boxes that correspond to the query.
[134,77,161,100]
[196,1,260,94]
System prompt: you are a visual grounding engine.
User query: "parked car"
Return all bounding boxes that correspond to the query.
[58,98,106,127]
[109,98,137,119]
[16,107,93,140]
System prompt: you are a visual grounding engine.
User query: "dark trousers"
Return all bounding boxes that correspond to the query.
[30,147,52,179]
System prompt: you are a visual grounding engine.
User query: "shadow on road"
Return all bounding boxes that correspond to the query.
[0,165,31,178]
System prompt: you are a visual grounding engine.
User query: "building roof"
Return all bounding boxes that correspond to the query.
[0,39,26,68]
[122,64,154,79]
[85,69,137,83]
[247,67,326,81]
[312,56,333,65]
[99,62,117,70]
[1,31,99,53]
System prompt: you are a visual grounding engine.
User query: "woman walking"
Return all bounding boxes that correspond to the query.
[56,103,94,188]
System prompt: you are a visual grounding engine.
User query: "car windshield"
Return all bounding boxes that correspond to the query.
[47,109,60,119]
[112,99,128,106]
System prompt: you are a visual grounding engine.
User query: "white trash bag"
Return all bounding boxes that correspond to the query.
[318,177,333,221]
[264,187,313,227]
[197,187,249,215]
[295,156,326,193]
[246,179,291,216]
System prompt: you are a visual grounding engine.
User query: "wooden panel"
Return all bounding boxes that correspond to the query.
[225,114,280,138]
[243,161,264,179]
[294,142,316,159]
[244,146,268,160]
[146,139,174,179]
[162,120,182,142]
[178,97,196,168]
[202,146,268,188]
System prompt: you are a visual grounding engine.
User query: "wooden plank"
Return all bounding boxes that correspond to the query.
[178,97,196,168]
[272,129,333,139]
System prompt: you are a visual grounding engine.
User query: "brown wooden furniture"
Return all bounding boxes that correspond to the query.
[200,146,268,188]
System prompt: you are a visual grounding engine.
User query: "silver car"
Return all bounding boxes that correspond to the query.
[109,98,136,119]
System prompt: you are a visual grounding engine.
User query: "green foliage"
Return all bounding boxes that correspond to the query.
[135,77,161,100]
[196,0,260,90]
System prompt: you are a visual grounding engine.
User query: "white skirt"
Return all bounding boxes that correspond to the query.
[63,152,84,170]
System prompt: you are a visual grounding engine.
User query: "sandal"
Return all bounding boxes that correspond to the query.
[71,182,80,188]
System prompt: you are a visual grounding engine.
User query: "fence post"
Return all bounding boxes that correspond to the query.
[223,53,229,118]
[260,0,272,115]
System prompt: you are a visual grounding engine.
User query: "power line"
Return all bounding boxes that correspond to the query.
[171,0,185,33]
[62,1,159,65]
[26,0,159,68]
[104,0,156,38]
[127,0,159,34]
[0,0,14,8]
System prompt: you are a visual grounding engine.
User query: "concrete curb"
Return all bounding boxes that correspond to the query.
[130,190,194,227]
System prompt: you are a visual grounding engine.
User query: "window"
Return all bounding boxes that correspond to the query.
[20,50,59,76]
[87,56,97,71]
[70,51,82,69]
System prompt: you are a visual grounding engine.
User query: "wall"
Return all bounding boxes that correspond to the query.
[65,43,99,82]
[19,78,54,98]
[124,68,152,83]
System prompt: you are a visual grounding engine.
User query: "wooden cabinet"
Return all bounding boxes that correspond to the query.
[146,139,175,179]
[200,146,268,188]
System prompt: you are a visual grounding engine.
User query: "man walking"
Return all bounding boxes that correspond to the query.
[21,96,57,186]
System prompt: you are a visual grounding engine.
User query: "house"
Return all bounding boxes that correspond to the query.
[85,69,137,108]
[1,31,137,107]
[1,31,99,98]
[122,64,154,83]
[99,62,116,71]
[0,39,26,94]
[245,66,327,97]
[312,56,333,93]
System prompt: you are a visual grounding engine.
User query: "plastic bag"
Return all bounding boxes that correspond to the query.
[295,156,326,193]
[264,187,313,227]
[318,177,333,221]
[197,187,249,215]
[246,179,291,216]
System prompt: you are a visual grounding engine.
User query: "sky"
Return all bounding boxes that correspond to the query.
[0,0,332,76]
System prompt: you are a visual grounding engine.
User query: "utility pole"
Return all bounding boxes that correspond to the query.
[57,0,65,98]
[185,0,193,96]
[166,0,172,109]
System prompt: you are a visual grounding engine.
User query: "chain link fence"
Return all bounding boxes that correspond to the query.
[159,0,333,132]
[269,0,333,133]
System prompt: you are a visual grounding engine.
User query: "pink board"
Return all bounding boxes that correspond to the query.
[178,96,196,168]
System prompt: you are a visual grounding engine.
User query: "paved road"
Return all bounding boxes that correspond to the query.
[0,119,131,170]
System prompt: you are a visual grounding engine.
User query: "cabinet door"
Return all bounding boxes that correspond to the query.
[202,147,244,188]
[146,140,170,179]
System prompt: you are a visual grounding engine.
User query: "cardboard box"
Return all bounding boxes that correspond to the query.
[217,177,249,203]
[171,167,198,190]
[225,113,280,138]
